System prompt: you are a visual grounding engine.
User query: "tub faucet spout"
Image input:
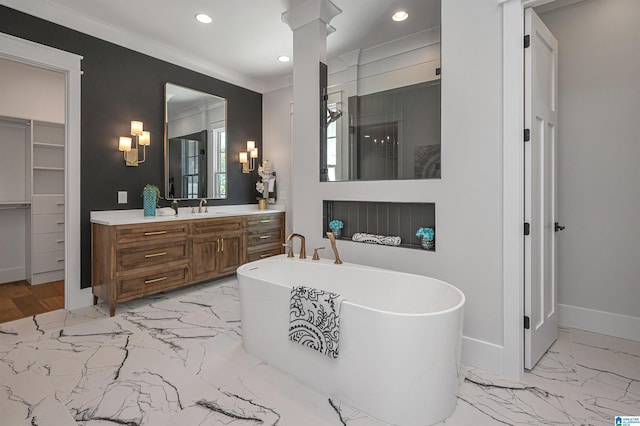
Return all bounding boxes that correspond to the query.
[285,233,306,259]
[326,232,343,264]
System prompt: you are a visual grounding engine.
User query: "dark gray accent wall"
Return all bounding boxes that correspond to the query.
[0,6,263,288]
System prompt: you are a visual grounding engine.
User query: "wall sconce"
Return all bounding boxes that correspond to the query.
[239,140,258,173]
[118,120,150,167]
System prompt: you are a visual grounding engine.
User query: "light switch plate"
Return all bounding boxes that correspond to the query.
[118,191,127,204]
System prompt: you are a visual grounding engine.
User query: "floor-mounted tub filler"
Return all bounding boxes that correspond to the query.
[237,255,465,425]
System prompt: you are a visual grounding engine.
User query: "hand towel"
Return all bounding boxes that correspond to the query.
[289,286,345,359]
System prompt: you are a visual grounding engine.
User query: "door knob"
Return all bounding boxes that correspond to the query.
[554,222,565,232]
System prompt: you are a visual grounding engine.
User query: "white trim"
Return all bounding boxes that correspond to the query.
[0,31,91,311]
[559,304,640,343]
[0,266,26,283]
[461,336,505,375]
[500,0,526,380]
[0,0,263,93]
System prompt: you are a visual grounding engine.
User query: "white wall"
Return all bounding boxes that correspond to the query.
[0,57,65,123]
[262,86,293,236]
[266,0,507,373]
[0,121,29,283]
[540,0,640,331]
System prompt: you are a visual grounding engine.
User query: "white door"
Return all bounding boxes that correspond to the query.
[524,8,560,370]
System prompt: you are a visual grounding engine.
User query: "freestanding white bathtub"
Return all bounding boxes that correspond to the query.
[237,255,465,426]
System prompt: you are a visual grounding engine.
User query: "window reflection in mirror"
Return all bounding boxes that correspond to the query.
[321,2,441,182]
[165,83,227,199]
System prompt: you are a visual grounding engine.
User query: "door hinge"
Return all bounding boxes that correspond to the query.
[524,316,530,330]
[524,222,530,236]
[524,128,530,142]
[524,35,530,48]
[435,67,441,76]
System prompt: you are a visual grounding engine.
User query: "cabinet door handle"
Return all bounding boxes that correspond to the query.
[259,253,272,258]
[259,220,272,223]
[57,221,65,225]
[216,239,220,253]
[56,202,65,206]
[259,235,271,239]
[57,258,65,262]
[145,276,167,284]
[56,240,64,244]
[144,231,167,236]
[220,238,224,252]
[144,252,167,258]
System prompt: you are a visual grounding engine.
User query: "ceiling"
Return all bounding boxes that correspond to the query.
[0,0,440,93]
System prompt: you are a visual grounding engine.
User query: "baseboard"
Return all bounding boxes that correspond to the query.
[0,266,25,284]
[461,335,504,375]
[66,286,93,311]
[559,303,640,342]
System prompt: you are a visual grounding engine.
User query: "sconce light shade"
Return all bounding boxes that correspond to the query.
[139,130,150,146]
[120,121,150,166]
[239,140,259,173]
[119,136,132,152]
[131,120,144,136]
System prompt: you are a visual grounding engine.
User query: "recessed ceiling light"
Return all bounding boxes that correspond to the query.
[195,13,212,24]
[392,10,408,22]
[278,55,291,63]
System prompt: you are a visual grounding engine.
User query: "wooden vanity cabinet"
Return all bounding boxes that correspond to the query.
[92,221,190,316]
[246,213,286,262]
[191,217,245,281]
[92,211,284,316]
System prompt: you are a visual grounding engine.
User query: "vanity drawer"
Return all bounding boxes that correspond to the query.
[32,250,65,273]
[32,214,65,234]
[117,266,189,299]
[32,195,65,214]
[117,241,188,271]
[247,246,283,262]
[247,228,283,246]
[191,218,243,235]
[245,213,283,230]
[32,232,65,253]
[116,223,188,244]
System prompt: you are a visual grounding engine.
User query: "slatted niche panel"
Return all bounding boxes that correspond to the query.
[323,200,436,251]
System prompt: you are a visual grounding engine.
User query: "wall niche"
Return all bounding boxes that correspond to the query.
[323,200,436,251]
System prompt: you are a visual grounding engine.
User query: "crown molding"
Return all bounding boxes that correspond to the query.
[0,0,266,93]
[282,0,341,32]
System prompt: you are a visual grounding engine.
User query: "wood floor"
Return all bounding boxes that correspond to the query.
[0,280,64,324]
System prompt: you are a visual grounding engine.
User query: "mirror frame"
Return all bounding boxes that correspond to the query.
[164,82,228,200]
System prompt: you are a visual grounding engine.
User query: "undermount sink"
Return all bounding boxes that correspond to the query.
[189,210,226,216]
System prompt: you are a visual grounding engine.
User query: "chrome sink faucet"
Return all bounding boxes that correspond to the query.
[198,198,207,213]
[285,233,306,259]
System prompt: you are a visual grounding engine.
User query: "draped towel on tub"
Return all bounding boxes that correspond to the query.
[289,286,345,359]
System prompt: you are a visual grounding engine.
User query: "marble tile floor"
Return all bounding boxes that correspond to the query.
[0,276,637,425]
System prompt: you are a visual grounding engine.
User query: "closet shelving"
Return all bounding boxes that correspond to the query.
[29,120,65,285]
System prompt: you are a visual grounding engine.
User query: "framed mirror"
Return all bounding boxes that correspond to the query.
[164,83,227,200]
[321,0,441,182]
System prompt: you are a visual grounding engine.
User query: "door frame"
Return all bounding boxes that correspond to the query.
[499,0,560,379]
[0,32,91,310]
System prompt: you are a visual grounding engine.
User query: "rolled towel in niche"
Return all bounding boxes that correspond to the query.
[351,232,401,246]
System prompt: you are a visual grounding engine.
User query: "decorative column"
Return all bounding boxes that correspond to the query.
[282,0,341,232]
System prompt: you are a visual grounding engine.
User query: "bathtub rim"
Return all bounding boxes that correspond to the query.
[237,255,466,318]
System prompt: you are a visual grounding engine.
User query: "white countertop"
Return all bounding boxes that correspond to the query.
[90,204,285,226]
